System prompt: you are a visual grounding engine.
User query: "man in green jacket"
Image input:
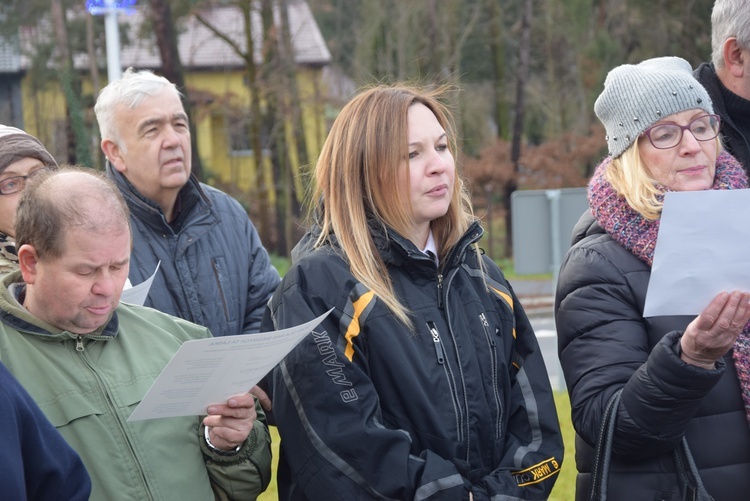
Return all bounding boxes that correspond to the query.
[0,166,271,500]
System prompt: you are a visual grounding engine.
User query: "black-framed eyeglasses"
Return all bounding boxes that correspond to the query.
[0,165,53,196]
[641,114,721,150]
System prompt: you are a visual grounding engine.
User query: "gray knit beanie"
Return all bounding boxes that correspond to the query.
[594,56,714,158]
[0,125,58,174]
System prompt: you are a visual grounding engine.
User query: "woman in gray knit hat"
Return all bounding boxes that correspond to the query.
[0,125,57,275]
[555,56,750,500]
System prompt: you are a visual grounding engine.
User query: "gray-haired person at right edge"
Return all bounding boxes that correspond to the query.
[694,0,750,171]
[555,56,750,500]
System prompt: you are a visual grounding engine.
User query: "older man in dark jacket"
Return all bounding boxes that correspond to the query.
[94,68,280,338]
[694,0,750,171]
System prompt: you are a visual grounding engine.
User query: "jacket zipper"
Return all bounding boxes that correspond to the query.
[74,339,155,501]
[428,322,445,364]
[427,321,462,441]
[211,258,231,322]
[479,312,503,438]
[436,273,444,309]
[442,268,471,460]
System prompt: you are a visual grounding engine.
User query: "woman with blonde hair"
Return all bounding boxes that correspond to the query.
[263,84,563,500]
[556,56,750,500]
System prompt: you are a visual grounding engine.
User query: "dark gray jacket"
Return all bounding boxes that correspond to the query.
[108,164,280,337]
[556,211,750,501]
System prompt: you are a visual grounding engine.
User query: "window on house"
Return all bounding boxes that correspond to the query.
[226,112,271,158]
[51,119,69,160]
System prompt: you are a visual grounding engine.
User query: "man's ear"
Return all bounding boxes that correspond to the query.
[17,244,40,284]
[101,138,127,173]
[723,37,746,78]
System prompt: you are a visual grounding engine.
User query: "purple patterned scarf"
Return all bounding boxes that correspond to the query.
[588,151,750,426]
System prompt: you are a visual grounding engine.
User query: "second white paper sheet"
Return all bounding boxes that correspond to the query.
[128,309,332,421]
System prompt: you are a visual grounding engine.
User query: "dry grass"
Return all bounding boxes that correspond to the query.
[257,392,577,500]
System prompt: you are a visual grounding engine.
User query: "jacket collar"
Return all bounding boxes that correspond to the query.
[106,161,211,231]
[294,216,484,271]
[370,219,483,270]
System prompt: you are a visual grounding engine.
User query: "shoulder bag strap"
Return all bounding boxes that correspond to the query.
[673,437,714,501]
[588,388,623,501]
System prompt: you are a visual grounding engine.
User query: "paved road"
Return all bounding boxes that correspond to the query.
[495,278,565,391]
[530,316,566,392]
[512,278,554,297]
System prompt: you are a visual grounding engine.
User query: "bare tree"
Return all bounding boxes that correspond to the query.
[504,0,532,258]
[487,0,507,140]
[193,1,272,244]
[147,0,204,179]
[51,0,92,166]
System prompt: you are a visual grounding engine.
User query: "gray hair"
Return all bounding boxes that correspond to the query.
[711,0,750,69]
[94,67,182,146]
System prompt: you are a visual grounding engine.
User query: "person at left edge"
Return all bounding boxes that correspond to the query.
[0,125,58,276]
[0,360,91,500]
[94,68,281,338]
[0,166,271,500]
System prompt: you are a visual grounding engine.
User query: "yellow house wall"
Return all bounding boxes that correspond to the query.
[189,67,327,195]
[21,81,72,161]
[21,77,109,167]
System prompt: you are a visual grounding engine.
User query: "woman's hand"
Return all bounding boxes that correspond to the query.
[681,291,750,369]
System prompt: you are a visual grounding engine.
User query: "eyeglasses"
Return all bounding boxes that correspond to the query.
[0,166,53,196]
[641,114,721,150]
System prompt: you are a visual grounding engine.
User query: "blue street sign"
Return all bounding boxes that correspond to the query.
[86,0,136,15]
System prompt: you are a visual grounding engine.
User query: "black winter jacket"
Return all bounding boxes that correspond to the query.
[556,211,750,501]
[695,63,750,171]
[264,222,563,500]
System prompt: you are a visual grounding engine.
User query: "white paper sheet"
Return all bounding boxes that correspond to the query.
[120,262,161,306]
[643,189,750,317]
[128,309,332,421]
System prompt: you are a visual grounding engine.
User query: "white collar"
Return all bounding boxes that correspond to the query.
[421,230,438,265]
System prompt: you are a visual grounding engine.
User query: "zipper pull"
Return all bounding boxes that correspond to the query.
[437,273,444,309]
[480,312,495,346]
[76,336,85,352]
[428,322,444,364]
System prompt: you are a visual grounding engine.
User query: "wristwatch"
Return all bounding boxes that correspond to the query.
[204,425,242,456]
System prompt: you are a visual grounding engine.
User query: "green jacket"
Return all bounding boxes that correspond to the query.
[0,272,272,501]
